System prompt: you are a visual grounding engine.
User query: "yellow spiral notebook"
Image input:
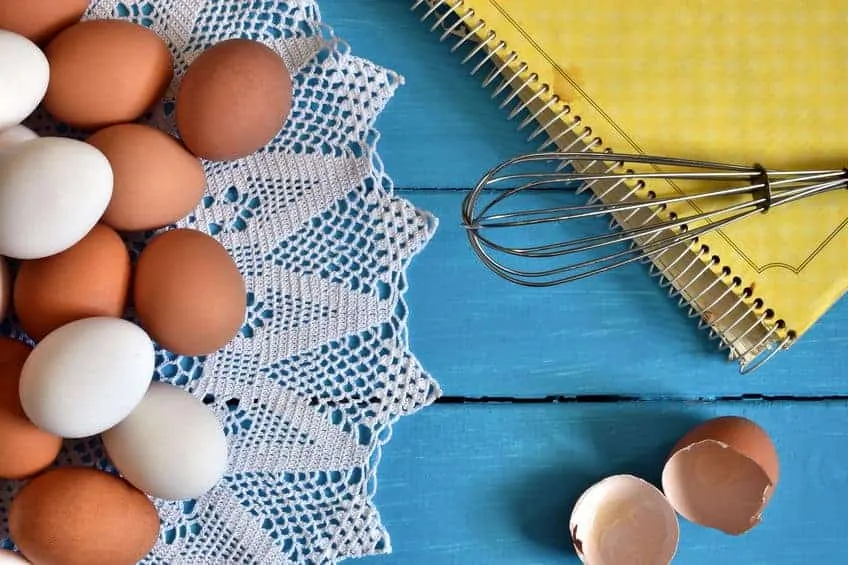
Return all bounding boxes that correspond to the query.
[413,0,847,372]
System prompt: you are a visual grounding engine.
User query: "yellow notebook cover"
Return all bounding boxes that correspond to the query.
[417,0,847,366]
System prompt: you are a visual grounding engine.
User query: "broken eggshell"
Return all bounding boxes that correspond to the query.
[569,474,679,565]
[661,415,779,536]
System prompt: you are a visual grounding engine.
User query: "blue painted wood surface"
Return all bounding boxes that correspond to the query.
[320,1,848,563]
[364,401,848,564]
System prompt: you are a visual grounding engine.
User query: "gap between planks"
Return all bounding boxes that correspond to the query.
[436,394,848,404]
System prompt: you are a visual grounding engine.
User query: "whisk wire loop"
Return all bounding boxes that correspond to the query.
[463,151,847,287]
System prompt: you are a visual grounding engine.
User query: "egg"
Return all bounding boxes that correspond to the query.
[661,415,779,535]
[176,38,293,160]
[0,137,113,260]
[18,317,155,438]
[134,228,246,356]
[0,256,10,321]
[103,381,228,500]
[86,124,206,231]
[0,0,89,44]
[0,549,30,564]
[43,19,172,130]
[569,474,679,565]
[0,125,38,152]
[13,224,131,341]
[9,467,159,565]
[0,338,62,480]
[0,30,49,130]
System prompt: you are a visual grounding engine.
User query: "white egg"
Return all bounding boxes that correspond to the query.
[103,381,229,500]
[0,30,49,130]
[0,550,29,564]
[19,317,155,439]
[0,137,113,259]
[0,125,38,151]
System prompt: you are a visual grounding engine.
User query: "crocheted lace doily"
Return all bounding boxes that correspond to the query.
[0,1,440,563]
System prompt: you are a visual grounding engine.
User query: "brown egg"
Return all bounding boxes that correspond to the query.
[176,38,292,160]
[0,338,62,480]
[0,335,27,366]
[43,20,172,130]
[9,467,159,565]
[134,228,246,355]
[0,0,88,44]
[0,256,10,321]
[661,415,779,535]
[87,124,206,231]
[14,224,131,341]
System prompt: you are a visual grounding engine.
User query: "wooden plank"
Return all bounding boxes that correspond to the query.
[321,0,541,189]
[320,2,848,397]
[359,401,848,564]
[398,189,848,398]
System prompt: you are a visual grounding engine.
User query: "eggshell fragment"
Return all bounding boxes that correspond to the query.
[661,415,779,535]
[0,338,62,480]
[0,30,50,130]
[176,38,293,160]
[0,0,89,44]
[103,381,228,500]
[9,467,159,565]
[0,137,113,259]
[569,474,679,565]
[19,317,155,438]
[86,123,206,231]
[133,228,246,356]
[43,19,173,129]
[0,126,37,152]
[14,223,131,341]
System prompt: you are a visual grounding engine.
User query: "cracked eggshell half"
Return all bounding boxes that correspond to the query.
[569,474,679,565]
[661,415,779,536]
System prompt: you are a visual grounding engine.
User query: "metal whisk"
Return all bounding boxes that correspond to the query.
[461,151,847,286]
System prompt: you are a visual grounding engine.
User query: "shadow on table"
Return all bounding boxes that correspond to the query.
[505,401,706,555]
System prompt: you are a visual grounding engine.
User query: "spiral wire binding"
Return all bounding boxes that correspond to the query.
[411,0,799,373]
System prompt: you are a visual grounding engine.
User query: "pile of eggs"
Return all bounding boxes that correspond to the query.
[0,1,294,564]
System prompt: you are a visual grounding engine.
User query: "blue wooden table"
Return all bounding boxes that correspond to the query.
[322,2,848,563]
